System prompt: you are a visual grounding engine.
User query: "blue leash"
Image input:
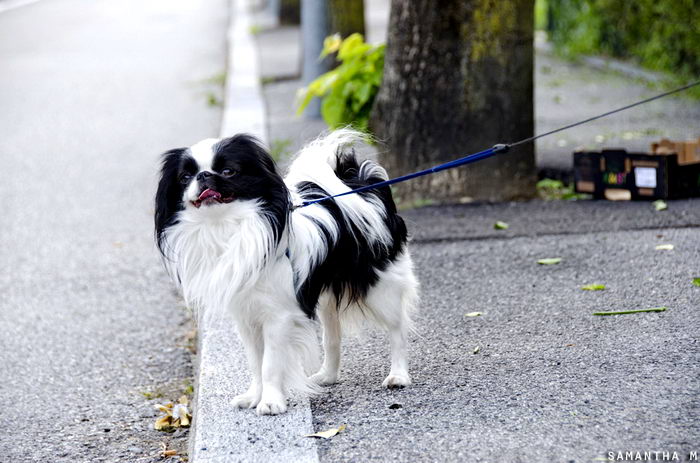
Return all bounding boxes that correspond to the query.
[299,144,509,208]
[298,80,700,208]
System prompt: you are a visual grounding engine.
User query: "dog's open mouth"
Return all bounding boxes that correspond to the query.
[192,188,234,208]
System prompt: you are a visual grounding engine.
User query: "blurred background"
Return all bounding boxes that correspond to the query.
[259,0,700,203]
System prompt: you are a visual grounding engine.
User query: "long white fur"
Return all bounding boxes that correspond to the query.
[161,129,419,415]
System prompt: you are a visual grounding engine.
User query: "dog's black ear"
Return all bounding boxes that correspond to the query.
[155,148,188,254]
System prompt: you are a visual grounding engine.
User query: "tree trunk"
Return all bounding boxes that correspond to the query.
[328,0,365,38]
[370,0,536,203]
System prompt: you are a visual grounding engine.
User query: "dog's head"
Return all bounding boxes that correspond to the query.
[155,135,289,252]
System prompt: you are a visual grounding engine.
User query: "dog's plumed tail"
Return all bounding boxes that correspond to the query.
[286,127,393,246]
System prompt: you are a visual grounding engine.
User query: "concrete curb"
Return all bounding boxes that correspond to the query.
[188,1,320,461]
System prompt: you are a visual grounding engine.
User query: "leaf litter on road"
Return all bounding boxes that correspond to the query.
[154,396,191,431]
[159,443,177,458]
[652,199,667,211]
[537,257,562,265]
[304,424,346,439]
[494,221,509,230]
[593,307,667,316]
[693,278,700,287]
[655,244,674,250]
[581,284,606,291]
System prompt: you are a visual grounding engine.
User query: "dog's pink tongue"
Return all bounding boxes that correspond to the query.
[198,189,222,201]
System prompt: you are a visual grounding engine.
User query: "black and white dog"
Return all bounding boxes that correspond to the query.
[155,129,418,415]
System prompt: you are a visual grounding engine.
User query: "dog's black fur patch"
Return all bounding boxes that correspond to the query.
[293,150,407,316]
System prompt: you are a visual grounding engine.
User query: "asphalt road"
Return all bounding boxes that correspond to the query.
[312,200,700,462]
[0,0,226,461]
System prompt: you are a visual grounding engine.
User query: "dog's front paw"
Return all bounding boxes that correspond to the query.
[256,398,287,416]
[382,373,411,389]
[310,370,339,386]
[231,392,261,409]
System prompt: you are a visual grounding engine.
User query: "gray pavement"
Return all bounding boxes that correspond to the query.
[312,202,700,462]
[0,0,226,461]
[252,1,700,461]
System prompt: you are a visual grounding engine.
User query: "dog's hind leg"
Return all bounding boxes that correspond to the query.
[311,293,342,386]
[380,306,412,389]
[366,252,418,389]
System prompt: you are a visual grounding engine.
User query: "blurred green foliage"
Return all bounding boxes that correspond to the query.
[543,0,700,80]
[536,178,590,200]
[534,0,549,31]
[296,33,384,132]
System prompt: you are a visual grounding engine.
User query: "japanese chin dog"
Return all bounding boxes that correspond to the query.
[155,129,418,415]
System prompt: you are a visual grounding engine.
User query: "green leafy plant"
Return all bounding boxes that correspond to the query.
[297,33,385,132]
[546,0,700,95]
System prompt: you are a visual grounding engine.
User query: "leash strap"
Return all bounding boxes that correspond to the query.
[298,80,700,208]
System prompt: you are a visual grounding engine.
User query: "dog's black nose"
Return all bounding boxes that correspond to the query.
[196,171,213,181]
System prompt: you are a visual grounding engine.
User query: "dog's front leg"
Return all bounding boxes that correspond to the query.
[256,320,288,415]
[232,324,263,409]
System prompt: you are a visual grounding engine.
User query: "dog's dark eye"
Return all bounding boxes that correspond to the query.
[221,168,236,177]
[180,174,192,184]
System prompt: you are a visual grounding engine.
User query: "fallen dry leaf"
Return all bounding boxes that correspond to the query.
[154,398,192,431]
[655,244,674,251]
[652,199,668,211]
[304,424,346,439]
[593,307,667,316]
[159,443,178,458]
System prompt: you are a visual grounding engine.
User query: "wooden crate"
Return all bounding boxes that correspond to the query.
[651,137,700,166]
[574,147,700,200]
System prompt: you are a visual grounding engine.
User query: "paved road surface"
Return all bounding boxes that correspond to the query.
[311,200,700,462]
[0,0,225,460]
